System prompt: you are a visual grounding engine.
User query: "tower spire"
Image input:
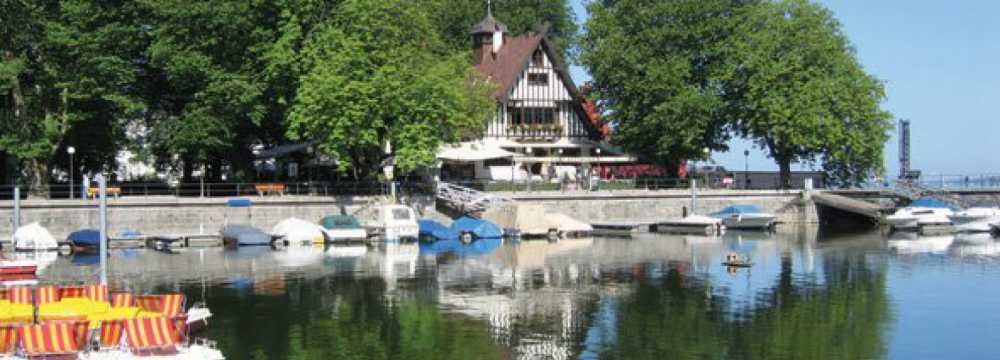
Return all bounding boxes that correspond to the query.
[487,0,493,17]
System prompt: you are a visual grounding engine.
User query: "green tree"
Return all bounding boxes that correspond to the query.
[579,0,751,175]
[0,0,142,194]
[141,0,280,182]
[580,0,892,185]
[729,0,892,187]
[286,0,493,180]
[423,0,579,57]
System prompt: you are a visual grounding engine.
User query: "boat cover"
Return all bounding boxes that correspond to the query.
[271,218,325,245]
[13,223,58,250]
[910,198,955,209]
[710,205,764,218]
[450,217,503,239]
[320,215,363,230]
[221,224,271,246]
[68,229,101,247]
[418,238,503,257]
[418,220,458,241]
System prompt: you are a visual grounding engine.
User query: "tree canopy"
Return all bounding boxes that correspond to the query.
[581,0,893,186]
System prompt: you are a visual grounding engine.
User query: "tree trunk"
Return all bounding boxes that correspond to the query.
[182,159,194,183]
[778,157,792,189]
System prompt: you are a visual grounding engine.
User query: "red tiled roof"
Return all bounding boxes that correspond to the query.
[475,32,546,101]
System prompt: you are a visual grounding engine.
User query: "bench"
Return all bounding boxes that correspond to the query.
[87,187,121,199]
[255,183,286,197]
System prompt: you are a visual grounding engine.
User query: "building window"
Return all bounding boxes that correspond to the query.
[531,49,545,67]
[527,73,548,86]
[508,107,556,125]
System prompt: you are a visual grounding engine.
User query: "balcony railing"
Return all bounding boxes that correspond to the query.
[508,124,564,140]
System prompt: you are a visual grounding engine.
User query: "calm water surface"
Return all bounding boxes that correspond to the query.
[22,228,1000,359]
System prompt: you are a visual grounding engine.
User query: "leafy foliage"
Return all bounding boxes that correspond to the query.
[286,0,493,178]
[581,0,892,185]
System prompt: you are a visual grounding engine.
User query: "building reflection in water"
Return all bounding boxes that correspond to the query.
[28,225,898,360]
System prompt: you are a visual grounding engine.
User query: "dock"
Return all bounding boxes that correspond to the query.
[590,222,651,237]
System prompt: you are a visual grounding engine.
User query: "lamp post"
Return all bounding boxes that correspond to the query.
[526,147,533,192]
[67,146,76,199]
[743,149,750,189]
[595,148,602,189]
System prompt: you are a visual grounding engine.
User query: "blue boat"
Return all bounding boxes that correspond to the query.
[221,224,273,247]
[418,220,458,242]
[68,229,101,253]
[450,217,504,242]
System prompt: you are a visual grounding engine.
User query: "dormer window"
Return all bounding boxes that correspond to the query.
[531,49,544,67]
[528,73,548,86]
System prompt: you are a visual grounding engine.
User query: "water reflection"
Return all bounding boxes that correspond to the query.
[26,228,1000,359]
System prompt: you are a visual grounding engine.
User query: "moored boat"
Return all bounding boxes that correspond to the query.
[885,198,955,231]
[0,258,37,276]
[221,224,273,247]
[271,218,325,245]
[710,205,777,230]
[67,228,102,254]
[949,207,1000,233]
[451,217,504,244]
[320,215,368,242]
[363,205,419,240]
[12,223,59,251]
[418,219,458,242]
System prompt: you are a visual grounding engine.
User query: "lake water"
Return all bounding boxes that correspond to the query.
[22,228,1000,359]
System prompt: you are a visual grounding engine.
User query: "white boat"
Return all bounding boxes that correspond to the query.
[320,215,368,242]
[885,199,954,231]
[949,207,1000,233]
[12,222,60,251]
[652,215,724,235]
[363,205,419,240]
[271,218,325,245]
[709,205,776,230]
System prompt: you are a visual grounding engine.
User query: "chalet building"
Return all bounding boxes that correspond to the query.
[437,10,636,182]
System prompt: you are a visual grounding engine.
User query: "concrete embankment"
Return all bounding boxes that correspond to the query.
[0,195,436,242]
[496,189,818,225]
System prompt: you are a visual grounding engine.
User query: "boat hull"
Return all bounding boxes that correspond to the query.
[321,228,368,243]
[0,264,37,276]
[949,213,1000,233]
[720,214,776,230]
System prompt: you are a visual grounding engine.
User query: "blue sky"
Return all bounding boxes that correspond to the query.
[567,0,1000,176]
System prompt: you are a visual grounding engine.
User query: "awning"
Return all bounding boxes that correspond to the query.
[437,141,515,162]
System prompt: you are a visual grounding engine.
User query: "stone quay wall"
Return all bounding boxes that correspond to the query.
[501,189,816,225]
[0,195,436,241]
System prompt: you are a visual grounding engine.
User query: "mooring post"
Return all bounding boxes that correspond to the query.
[12,187,20,244]
[690,179,698,215]
[98,175,108,285]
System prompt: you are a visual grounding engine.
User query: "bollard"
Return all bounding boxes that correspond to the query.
[98,175,108,285]
[12,187,20,241]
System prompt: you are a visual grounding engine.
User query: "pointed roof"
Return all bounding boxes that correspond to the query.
[470,8,508,35]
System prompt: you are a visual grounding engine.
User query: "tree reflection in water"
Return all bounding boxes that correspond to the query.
[595,254,892,360]
[206,276,505,360]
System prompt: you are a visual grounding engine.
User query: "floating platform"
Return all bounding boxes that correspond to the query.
[590,222,649,237]
[650,216,724,236]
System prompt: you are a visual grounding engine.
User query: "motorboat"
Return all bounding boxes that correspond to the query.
[418,219,458,242]
[221,224,273,247]
[709,205,777,230]
[271,218,325,245]
[12,222,59,251]
[949,207,1000,233]
[0,257,38,276]
[319,215,368,242]
[652,215,724,235]
[885,198,955,231]
[67,229,101,254]
[363,205,419,240]
[721,252,753,267]
[450,217,503,244]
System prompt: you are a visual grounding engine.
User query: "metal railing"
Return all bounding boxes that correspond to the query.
[0,181,433,200]
[444,177,700,193]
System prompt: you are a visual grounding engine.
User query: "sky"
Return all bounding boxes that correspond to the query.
[567,0,1000,176]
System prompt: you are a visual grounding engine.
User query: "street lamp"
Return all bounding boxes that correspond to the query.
[744,149,750,189]
[525,147,533,192]
[67,146,76,199]
[595,148,602,179]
